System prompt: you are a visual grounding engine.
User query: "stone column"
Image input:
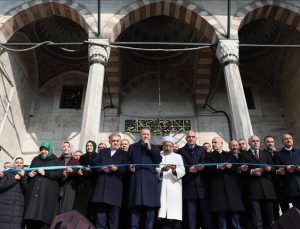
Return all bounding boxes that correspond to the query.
[216,39,253,141]
[79,39,110,149]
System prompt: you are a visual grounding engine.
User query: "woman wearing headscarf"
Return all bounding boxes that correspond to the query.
[0,157,28,229]
[24,141,62,229]
[57,141,80,214]
[73,140,97,219]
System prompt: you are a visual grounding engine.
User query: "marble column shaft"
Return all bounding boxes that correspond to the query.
[79,39,110,150]
[216,40,253,141]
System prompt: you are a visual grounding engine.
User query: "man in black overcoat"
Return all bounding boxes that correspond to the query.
[92,133,128,229]
[205,138,244,229]
[263,135,289,219]
[275,133,300,210]
[241,135,276,229]
[177,130,212,229]
[128,128,162,229]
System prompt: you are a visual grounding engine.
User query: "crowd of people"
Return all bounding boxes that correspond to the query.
[0,129,299,229]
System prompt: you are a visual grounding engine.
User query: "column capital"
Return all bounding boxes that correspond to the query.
[88,39,111,65]
[216,40,239,64]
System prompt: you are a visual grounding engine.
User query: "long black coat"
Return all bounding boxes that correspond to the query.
[241,149,276,200]
[73,153,97,216]
[128,141,162,208]
[0,172,28,229]
[57,156,80,214]
[205,151,244,212]
[92,148,128,207]
[177,144,207,200]
[24,154,62,225]
[275,148,300,197]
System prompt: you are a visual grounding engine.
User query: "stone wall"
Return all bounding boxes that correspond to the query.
[22,72,87,161]
[203,76,288,149]
[0,50,37,164]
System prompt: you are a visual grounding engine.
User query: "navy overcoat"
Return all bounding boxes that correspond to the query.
[177,144,208,200]
[276,148,300,197]
[128,141,162,208]
[92,148,128,207]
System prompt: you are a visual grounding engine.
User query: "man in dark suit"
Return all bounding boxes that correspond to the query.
[177,130,212,229]
[276,133,300,210]
[205,137,244,229]
[241,135,276,229]
[229,140,249,229]
[128,128,162,229]
[92,133,128,229]
[263,135,289,219]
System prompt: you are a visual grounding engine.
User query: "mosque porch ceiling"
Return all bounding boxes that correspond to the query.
[239,19,300,88]
[116,15,213,105]
[10,15,89,88]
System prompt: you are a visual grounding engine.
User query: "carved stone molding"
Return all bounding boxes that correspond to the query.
[216,40,239,65]
[88,39,111,65]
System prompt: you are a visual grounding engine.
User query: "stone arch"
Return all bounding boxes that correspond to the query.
[30,70,88,115]
[102,0,226,43]
[39,70,87,94]
[102,1,221,108]
[0,0,98,42]
[231,0,300,39]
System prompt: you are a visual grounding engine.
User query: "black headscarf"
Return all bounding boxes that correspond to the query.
[85,140,97,157]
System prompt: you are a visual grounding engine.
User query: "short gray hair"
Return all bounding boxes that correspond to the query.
[109,133,121,141]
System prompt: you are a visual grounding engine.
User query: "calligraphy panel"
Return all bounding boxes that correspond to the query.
[124,119,191,135]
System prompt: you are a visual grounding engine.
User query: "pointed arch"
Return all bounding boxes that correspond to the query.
[0,0,98,42]
[231,0,300,39]
[102,0,226,43]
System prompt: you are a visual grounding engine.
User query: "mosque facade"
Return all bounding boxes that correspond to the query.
[0,0,299,164]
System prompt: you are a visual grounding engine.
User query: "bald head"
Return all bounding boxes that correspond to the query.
[186,130,197,145]
[212,137,223,152]
[248,135,260,150]
[282,133,293,149]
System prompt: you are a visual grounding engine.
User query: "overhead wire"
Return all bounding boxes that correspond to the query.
[0,40,299,53]
[0,41,53,52]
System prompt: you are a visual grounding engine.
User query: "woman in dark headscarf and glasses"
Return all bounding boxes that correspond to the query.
[73,140,98,220]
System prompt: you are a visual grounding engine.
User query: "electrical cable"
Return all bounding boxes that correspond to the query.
[0,41,53,52]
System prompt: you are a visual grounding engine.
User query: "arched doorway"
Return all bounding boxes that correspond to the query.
[0,1,93,162]
[237,3,300,146]
[106,13,219,144]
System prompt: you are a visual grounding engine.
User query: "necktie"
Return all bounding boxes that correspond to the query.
[254,150,259,160]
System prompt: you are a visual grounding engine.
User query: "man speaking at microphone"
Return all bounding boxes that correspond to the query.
[128,128,162,229]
